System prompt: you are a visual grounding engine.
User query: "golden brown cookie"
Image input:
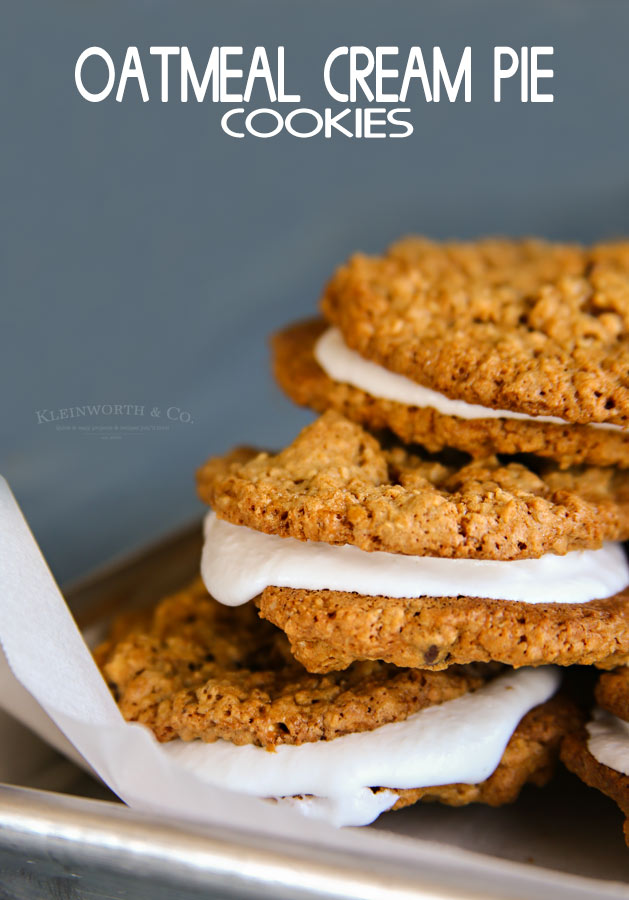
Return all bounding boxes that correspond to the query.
[98,578,577,813]
[322,237,629,425]
[272,318,629,469]
[197,412,629,559]
[257,586,629,673]
[561,730,629,847]
[97,578,495,748]
[596,667,629,722]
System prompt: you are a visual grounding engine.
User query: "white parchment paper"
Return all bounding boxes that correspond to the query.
[0,476,348,842]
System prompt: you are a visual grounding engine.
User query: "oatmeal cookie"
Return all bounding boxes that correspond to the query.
[388,696,579,809]
[98,579,576,813]
[322,237,629,425]
[258,586,629,673]
[97,578,493,748]
[561,730,629,847]
[196,412,629,559]
[272,318,629,468]
[596,667,629,722]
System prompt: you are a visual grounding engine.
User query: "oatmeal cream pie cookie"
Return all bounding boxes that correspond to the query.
[97,577,578,827]
[196,411,629,673]
[273,317,629,469]
[562,668,629,848]
[275,238,629,467]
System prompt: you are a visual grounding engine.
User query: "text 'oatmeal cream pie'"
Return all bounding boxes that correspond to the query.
[274,238,629,467]
[97,578,579,827]
[196,411,629,672]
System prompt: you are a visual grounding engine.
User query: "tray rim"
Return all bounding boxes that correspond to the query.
[1,782,628,900]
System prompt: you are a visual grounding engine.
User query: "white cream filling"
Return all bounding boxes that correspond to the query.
[315,326,623,432]
[160,667,559,827]
[587,708,629,777]
[201,513,629,608]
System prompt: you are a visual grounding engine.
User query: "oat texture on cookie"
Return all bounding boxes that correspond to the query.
[96,578,494,748]
[322,238,629,424]
[596,667,629,722]
[197,411,629,559]
[272,317,629,468]
[257,586,629,673]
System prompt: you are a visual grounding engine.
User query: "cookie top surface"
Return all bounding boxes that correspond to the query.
[321,238,629,425]
[196,411,629,559]
[96,578,490,748]
[272,318,629,469]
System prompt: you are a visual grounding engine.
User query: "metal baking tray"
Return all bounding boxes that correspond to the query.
[1,522,629,899]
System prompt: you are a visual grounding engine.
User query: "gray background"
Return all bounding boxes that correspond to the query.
[3,0,629,583]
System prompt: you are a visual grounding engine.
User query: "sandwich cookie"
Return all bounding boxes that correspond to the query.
[273,318,629,468]
[97,579,577,827]
[197,412,629,672]
[562,668,629,848]
[276,238,629,468]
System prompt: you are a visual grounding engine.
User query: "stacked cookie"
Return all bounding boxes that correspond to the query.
[99,237,629,831]
[198,413,629,673]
